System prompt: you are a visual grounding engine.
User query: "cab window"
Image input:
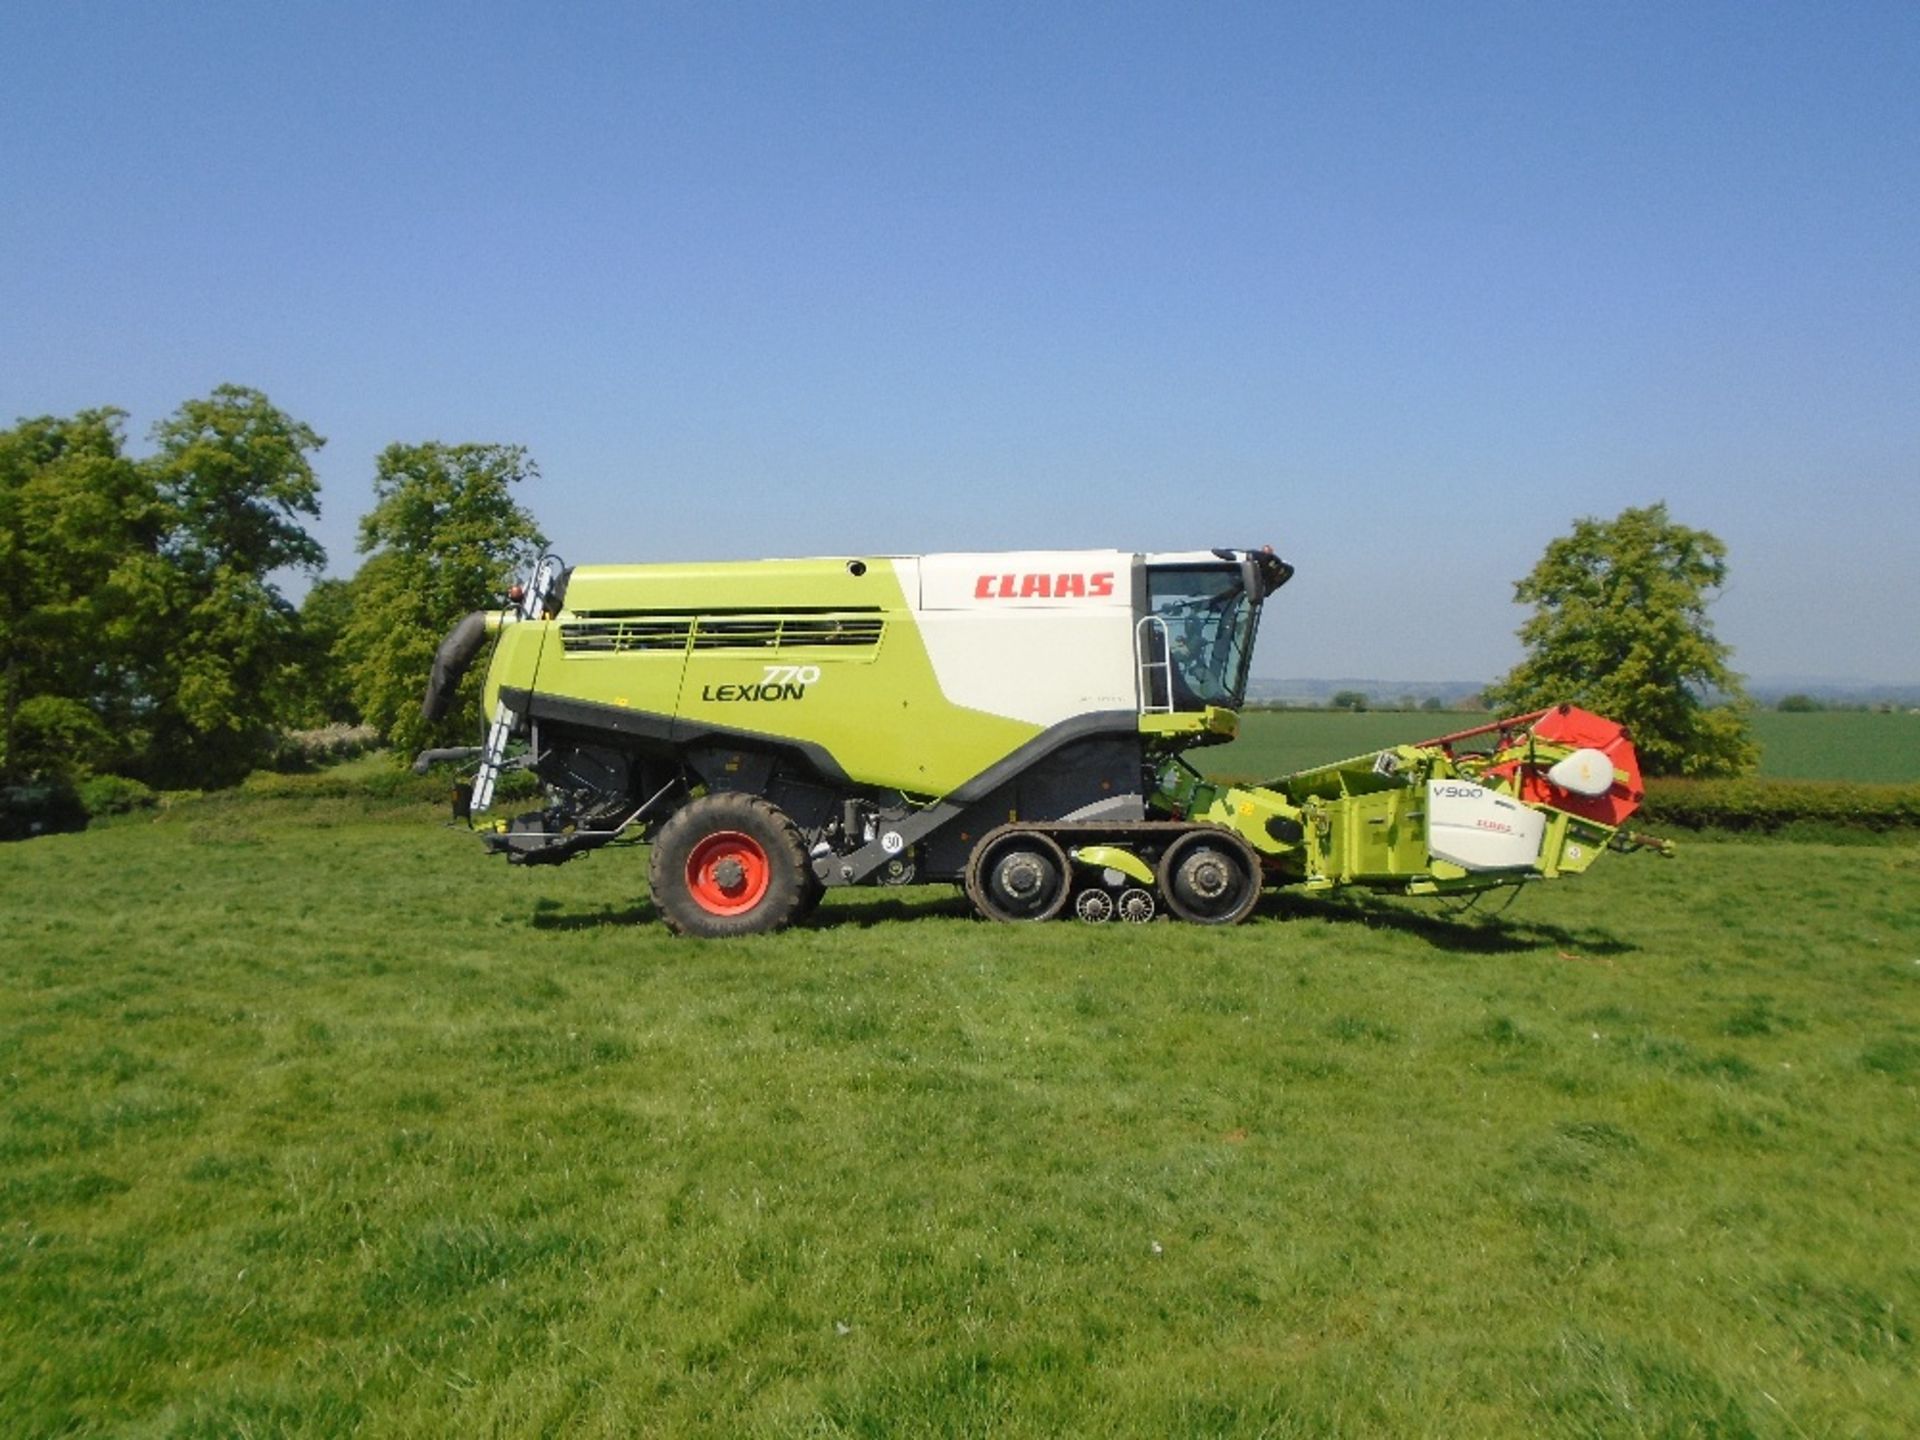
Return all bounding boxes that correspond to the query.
[1144,566,1256,710]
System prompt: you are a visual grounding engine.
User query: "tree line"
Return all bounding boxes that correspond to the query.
[4,390,1757,800]
[1,385,543,791]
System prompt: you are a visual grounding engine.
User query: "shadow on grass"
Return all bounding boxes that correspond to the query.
[526,889,974,932]
[525,886,1633,954]
[805,890,976,929]
[1269,892,1638,957]
[530,897,659,931]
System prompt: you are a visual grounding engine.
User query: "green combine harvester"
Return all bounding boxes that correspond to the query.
[420,546,1662,936]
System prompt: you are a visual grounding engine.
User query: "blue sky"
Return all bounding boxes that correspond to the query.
[4,2,1916,682]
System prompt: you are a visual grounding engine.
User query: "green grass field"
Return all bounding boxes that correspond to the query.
[4,793,1917,1435]
[1206,709,1920,784]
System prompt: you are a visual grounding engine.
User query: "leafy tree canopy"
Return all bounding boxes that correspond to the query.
[340,441,545,757]
[1,389,328,788]
[151,384,324,577]
[1484,503,1756,778]
[284,578,361,729]
[141,386,328,784]
[0,410,164,780]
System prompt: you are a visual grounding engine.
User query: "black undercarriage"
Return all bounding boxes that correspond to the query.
[459,690,1264,931]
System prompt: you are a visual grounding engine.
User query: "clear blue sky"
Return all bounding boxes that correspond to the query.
[4,1,1916,683]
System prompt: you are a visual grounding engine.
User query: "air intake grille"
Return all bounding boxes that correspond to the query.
[559,618,691,654]
[561,611,884,656]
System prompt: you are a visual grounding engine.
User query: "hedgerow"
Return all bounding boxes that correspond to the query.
[268,723,382,771]
[1640,779,1920,833]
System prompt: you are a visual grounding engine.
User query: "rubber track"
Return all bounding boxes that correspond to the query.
[964,820,1267,924]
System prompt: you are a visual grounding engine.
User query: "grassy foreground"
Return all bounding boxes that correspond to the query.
[3,796,1918,1436]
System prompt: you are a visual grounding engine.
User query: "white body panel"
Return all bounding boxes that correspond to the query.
[910,551,1139,727]
[917,550,1134,610]
[1426,779,1547,871]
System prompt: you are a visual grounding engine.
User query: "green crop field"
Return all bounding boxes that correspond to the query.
[3,791,1917,1436]
[1741,712,1920,784]
[1206,709,1920,784]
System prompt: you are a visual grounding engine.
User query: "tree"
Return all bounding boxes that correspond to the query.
[283,578,361,728]
[1484,503,1756,777]
[141,386,327,784]
[0,409,164,782]
[1,388,329,791]
[1329,690,1369,712]
[340,442,545,757]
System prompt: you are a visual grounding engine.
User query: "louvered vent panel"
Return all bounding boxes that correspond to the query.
[560,618,693,653]
[561,612,884,655]
[692,619,785,650]
[781,618,885,647]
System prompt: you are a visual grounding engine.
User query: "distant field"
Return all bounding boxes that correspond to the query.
[1743,711,1920,783]
[1206,708,1920,784]
[2,792,1917,1435]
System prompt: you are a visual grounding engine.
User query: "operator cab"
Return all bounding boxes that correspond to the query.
[1140,548,1292,712]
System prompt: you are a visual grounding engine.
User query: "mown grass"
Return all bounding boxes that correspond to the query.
[3,793,1918,1436]
[1209,709,1920,784]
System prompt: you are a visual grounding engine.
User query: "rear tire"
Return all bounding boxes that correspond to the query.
[794,873,828,922]
[650,794,811,938]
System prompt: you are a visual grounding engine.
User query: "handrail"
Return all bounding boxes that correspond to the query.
[1135,615,1173,714]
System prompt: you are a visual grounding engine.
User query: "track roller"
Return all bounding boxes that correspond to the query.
[1074,889,1115,923]
[1156,828,1263,925]
[965,827,1073,923]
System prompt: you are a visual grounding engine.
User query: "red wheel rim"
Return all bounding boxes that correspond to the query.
[685,831,772,916]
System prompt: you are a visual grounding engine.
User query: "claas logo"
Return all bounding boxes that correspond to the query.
[973,571,1116,600]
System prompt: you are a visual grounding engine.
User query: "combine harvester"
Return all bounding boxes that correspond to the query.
[420,546,1665,936]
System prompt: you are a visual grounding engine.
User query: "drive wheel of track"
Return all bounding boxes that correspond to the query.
[1156,828,1263,925]
[965,827,1072,923]
[650,794,811,938]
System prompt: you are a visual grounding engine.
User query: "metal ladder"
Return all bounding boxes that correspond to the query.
[470,555,561,815]
[1135,615,1173,714]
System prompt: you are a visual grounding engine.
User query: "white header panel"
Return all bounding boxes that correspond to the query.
[917,550,1135,611]
[1426,780,1547,871]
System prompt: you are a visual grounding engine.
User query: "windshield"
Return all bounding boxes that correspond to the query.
[1144,565,1258,710]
